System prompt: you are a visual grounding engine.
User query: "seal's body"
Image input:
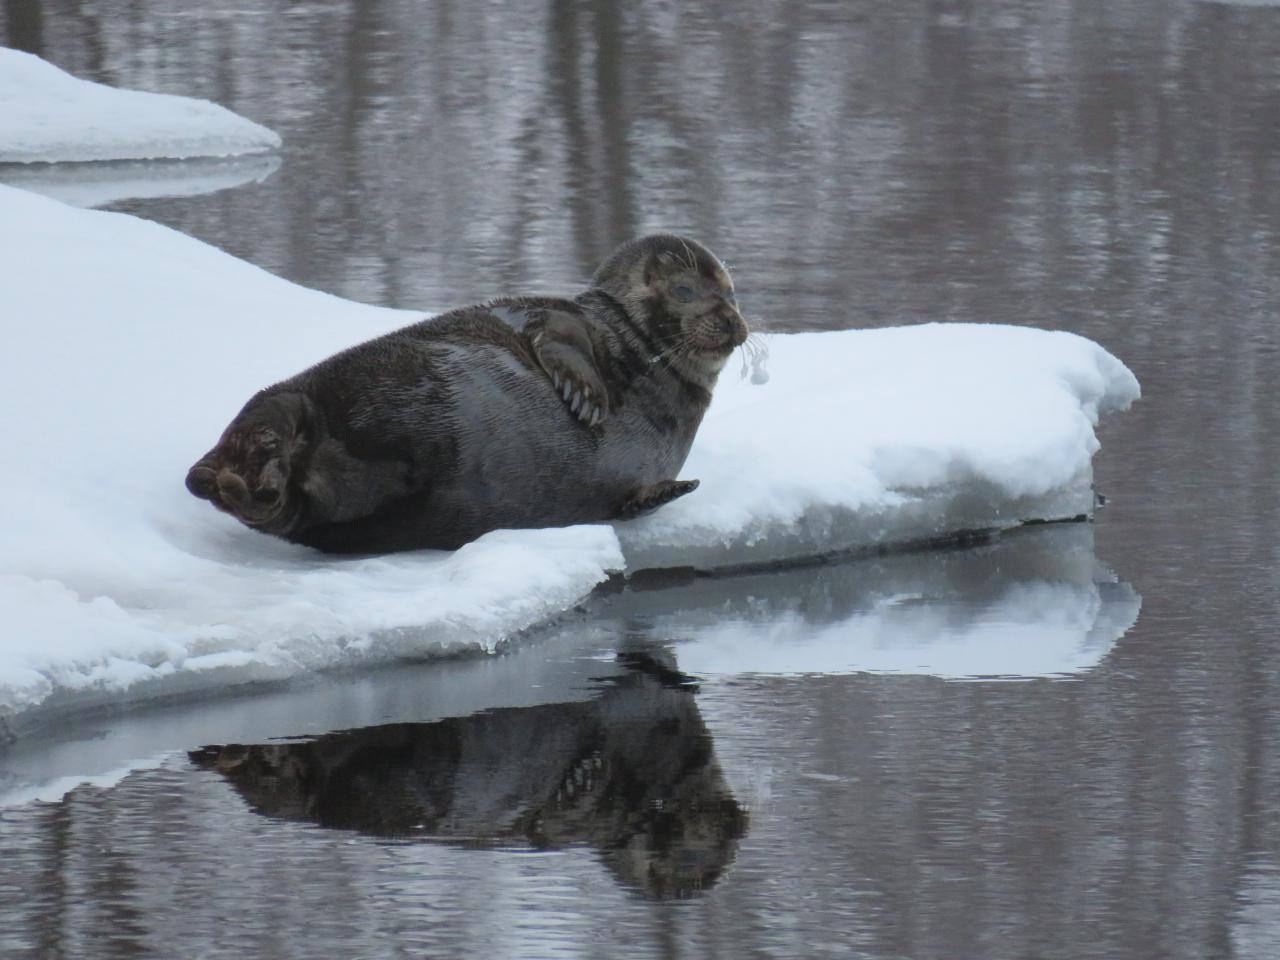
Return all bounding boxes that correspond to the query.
[185,235,748,553]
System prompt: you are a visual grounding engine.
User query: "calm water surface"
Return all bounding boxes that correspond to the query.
[2,1,1280,957]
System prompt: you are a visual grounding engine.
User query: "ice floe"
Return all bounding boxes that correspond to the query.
[0,184,1137,723]
[617,322,1137,569]
[0,48,280,163]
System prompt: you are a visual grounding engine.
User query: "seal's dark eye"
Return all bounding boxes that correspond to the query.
[673,285,697,302]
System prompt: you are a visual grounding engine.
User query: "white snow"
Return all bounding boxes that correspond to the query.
[0,184,620,719]
[0,183,1138,722]
[618,323,1137,568]
[0,48,280,163]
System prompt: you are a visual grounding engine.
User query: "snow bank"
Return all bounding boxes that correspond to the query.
[0,184,619,718]
[0,48,280,163]
[0,153,280,208]
[617,325,1138,569]
[0,184,1137,720]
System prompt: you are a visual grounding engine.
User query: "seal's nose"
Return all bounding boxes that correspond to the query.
[723,311,749,348]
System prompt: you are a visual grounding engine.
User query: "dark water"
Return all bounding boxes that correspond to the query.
[3,1,1280,957]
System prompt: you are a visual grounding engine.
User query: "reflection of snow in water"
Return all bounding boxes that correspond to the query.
[1232,861,1280,959]
[672,579,1138,681]
[0,182,1137,724]
[599,524,1140,681]
[0,49,279,163]
[0,154,281,208]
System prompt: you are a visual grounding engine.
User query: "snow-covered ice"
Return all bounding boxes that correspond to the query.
[618,322,1137,568]
[0,183,1138,723]
[0,184,619,720]
[0,48,280,163]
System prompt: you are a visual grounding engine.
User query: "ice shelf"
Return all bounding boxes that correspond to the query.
[0,184,1138,721]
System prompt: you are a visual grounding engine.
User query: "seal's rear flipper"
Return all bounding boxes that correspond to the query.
[185,392,313,531]
[618,479,700,520]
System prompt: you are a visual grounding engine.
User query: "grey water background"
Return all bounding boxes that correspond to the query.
[2,1,1279,957]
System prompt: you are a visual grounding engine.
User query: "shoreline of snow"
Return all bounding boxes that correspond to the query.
[0,49,280,163]
[0,153,281,208]
[0,523,1140,805]
[0,183,1138,723]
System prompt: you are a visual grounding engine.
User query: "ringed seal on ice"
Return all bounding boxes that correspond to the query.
[185,235,750,553]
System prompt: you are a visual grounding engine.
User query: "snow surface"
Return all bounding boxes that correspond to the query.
[618,322,1137,568]
[0,48,280,163]
[0,183,1138,722]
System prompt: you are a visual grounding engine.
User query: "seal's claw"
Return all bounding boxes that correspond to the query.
[617,478,700,519]
[544,364,610,425]
[529,320,612,427]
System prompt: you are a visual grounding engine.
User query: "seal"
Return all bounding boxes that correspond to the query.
[185,234,749,553]
[189,650,748,898]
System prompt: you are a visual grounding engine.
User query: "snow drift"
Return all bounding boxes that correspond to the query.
[0,183,1138,721]
[0,48,280,163]
[618,322,1136,568]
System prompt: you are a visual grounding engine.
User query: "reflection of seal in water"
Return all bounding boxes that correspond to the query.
[189,652,748,899]
[185,234,749,552]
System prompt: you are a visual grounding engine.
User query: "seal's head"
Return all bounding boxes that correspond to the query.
[591,235,749,386]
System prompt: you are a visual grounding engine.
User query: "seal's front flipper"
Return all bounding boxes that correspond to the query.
[527,310,611,427]
[618,479,700,520]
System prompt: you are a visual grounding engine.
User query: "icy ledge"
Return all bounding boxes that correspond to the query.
[0,185,1137,720]
[0,49,280,163]
[0,153,282,208]
[616,322,1138,569]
